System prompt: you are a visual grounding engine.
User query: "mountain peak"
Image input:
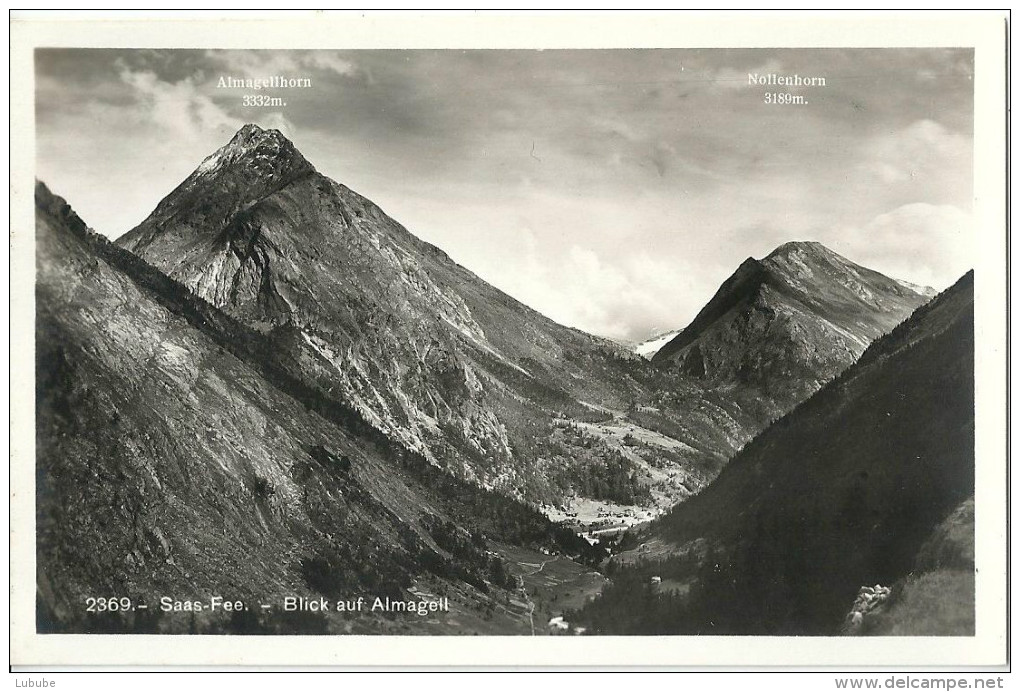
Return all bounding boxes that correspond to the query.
[236,122,266,136]
[760,241,933,296]
[760,241,872,284]
[193,123,313,180]
[117,124,316,252]
[765,240,834,262]
[228,122,287,147]
[652,238,935,410]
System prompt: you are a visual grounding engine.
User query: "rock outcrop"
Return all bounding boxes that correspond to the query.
[841,584,892,634]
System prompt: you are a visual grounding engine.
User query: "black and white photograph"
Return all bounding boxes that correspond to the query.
[9,10,1009,672]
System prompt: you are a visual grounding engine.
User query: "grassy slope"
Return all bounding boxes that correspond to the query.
[861,497,975,636]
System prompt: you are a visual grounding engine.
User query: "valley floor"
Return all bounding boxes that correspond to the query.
[497,543,607,636]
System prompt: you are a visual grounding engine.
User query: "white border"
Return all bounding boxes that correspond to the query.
[9,10,1009,668]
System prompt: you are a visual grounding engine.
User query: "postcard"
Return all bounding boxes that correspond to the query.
[9,10,1009,669]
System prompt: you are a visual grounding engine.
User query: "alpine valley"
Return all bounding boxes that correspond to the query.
[35,124,968,635]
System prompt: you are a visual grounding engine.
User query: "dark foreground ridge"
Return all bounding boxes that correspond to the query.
[35,180,603,635]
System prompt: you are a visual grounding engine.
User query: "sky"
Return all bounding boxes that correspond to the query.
[35,48,974,343]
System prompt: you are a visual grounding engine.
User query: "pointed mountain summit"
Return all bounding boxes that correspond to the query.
[114,124,758,503]
[652,241,934,416]
[118,125,316,274]
[192,123,315,183]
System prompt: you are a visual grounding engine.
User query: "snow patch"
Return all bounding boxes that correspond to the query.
[633,329,682,359]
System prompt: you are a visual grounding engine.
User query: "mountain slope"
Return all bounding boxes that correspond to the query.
[652,241,934,416]
[576,271,973,635]
[115,125,760,507]
[36,181,604,635]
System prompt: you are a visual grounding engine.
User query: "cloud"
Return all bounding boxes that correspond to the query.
[539,247,710,342]
[708,58,784,90]
[117,65,239,138]
[464,226,699,343]
[299,52,358,77]
[114,61,297,156]
[517,244,671,343]
[857,119,972,204]
[35,48,975,340]
[840,203,973,290]
[587,115,643,143]
[203,50,359,79]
